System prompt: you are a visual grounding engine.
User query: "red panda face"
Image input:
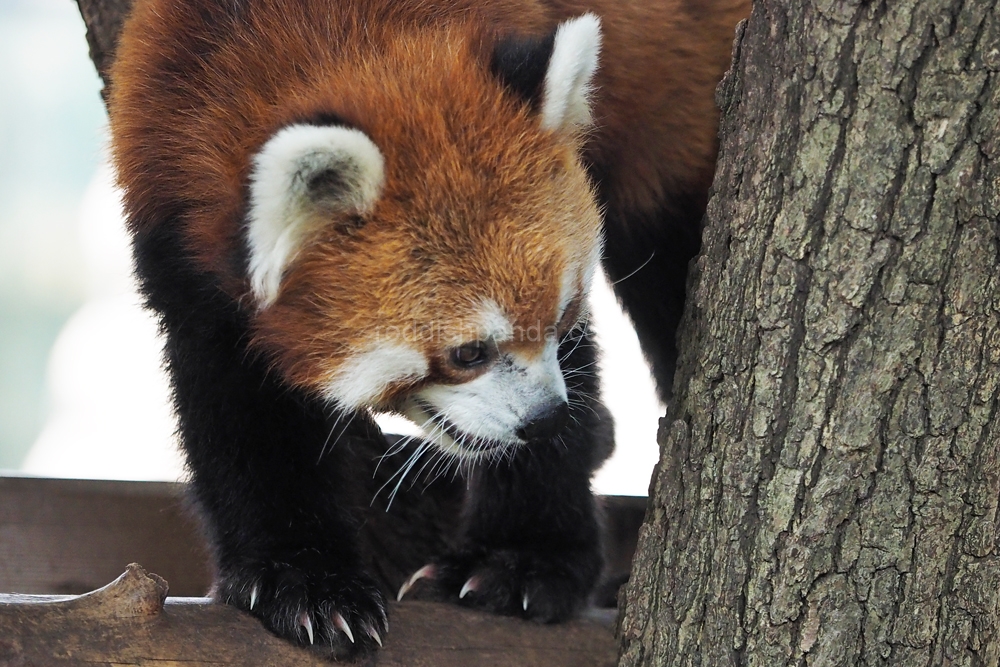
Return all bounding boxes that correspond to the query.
[248,16,603,458]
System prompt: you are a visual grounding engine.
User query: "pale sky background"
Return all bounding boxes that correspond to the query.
[2,0,662,496]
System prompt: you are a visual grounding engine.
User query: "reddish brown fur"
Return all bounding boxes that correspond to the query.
[258,32,599,397]
[563,0,751,216]
[109,0,748,399]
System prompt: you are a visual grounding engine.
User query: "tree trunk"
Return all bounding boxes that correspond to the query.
[618,1,1000,665]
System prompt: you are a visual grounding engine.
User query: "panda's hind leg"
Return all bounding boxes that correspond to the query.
[600,201,704,404]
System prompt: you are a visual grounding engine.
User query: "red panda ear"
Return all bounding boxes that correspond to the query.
[540,14,602,133]
[247,124,385,306]
[491,14,601,133]
[490,30,557,111]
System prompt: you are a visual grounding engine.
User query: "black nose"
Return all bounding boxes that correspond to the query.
[516,401,570,442]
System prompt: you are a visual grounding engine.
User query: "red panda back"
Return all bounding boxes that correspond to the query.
[548,0,750,215]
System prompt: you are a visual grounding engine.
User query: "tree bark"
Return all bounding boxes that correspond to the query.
[618,1,1000,666]
[75,0,129,100]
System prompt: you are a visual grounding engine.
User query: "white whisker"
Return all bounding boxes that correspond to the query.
[385,442,428,509]
[558,325,591,364]
[373,432,419,480]
[317,410,355,464]
[610,251,655,286]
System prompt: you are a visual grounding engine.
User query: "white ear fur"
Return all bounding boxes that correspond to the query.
[540,14,602,132]
[247,124,385,307]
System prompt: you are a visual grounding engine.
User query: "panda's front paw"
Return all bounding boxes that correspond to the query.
[215,554,387,657]
[399,546,601,623]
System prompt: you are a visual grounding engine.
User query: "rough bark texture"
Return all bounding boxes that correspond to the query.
[0,565,617,666]
[75,0,129,100]
[618,1,1000,666]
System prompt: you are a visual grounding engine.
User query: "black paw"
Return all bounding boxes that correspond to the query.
[398,547,600,623]
[215,554,387,657]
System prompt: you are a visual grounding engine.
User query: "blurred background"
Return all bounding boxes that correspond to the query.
[0,0,662,495]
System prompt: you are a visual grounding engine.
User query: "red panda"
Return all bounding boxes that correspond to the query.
[109,0,749,657]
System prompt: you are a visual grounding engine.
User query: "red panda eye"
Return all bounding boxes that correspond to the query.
[450,341,490,369]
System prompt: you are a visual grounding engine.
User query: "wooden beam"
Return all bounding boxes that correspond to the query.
[0,476,644,603]
[0,564,618,666]
[0,475,210,596]
[0,477,633,662]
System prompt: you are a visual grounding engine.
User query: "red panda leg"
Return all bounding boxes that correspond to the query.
[601,198,706,403]
[134,225,387,657]
[403,323,614,620]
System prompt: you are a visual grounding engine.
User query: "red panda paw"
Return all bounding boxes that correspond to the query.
[215,558,388,657]
[414,547,601,623]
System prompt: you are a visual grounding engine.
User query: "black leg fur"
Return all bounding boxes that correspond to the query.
[426,324,614,621]
[600,198,705,404]
[134,223,387,658]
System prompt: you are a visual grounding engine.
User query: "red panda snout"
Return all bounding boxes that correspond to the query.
[311,291,580,457]
[403,334,569,459]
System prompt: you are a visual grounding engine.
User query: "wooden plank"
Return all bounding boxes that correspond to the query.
[0,476,644,604]
[0,564,618,666]
[0,476,211,596]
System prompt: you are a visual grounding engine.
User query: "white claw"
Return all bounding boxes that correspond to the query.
[459,576,479,599]
[397,564,436,601]
[249,585,259,611]
[332,611,355,644]
[523,592,530,611]
[366,626,383,648]
[297,611,314,645]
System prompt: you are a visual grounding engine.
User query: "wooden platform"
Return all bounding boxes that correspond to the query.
[0,476,642,665]
[0,475,645,598]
